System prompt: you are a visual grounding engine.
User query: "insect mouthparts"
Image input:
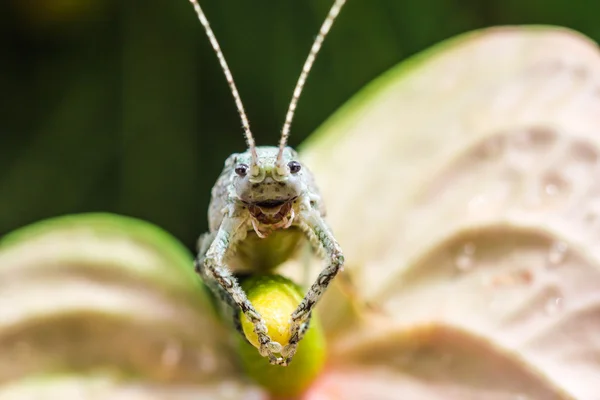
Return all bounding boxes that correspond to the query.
[255,200,287,209]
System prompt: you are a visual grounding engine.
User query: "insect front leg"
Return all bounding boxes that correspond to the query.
[283,210,344,362]
[195,218,286,366]
[196,232,245,334]
[196,232,234,307]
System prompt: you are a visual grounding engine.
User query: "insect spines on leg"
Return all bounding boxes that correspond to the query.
[187,0,347,366]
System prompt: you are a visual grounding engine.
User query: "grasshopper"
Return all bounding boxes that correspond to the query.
[189,0,346,366]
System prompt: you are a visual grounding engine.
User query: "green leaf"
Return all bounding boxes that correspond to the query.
[0,213,263,399]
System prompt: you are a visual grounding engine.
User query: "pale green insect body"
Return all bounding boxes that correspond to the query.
[213,146,319,273]
[207,146,320,273]
[196,144,342,366]
[187,0,348,366]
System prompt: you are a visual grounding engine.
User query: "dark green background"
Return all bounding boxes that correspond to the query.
[1,0,598,249]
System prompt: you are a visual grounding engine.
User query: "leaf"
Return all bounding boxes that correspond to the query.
[0,213,264,399]
[298,26,600,399]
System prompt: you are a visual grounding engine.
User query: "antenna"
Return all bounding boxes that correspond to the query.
[277,0,347,171]
[188,0,258,166]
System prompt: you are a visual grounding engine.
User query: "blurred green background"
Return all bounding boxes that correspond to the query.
[1,0,599,250]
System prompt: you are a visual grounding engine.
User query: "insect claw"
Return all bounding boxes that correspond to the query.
[268,354,284,365]
[251,219,268,238]
[282,343,297,358]
[268,341,283,353]
[283,208,295,229]
[259,348,268,357]
[274,357,288,366]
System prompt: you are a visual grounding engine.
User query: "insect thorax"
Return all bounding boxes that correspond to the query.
[207,146,323,272]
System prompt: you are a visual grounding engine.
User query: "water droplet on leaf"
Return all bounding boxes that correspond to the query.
[455,242,476,271]
[545,297,564,316]
[548,241,568,265]
[197,349,218,373]
[161,340,182,368]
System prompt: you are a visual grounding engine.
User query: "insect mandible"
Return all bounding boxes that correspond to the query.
[189,0,346,366]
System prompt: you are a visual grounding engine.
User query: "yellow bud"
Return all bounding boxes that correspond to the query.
[237,275,326,397]
[240,275,299,348]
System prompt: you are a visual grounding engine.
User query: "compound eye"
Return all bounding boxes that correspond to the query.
[235,163,249,177]
[288,161,302,174]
